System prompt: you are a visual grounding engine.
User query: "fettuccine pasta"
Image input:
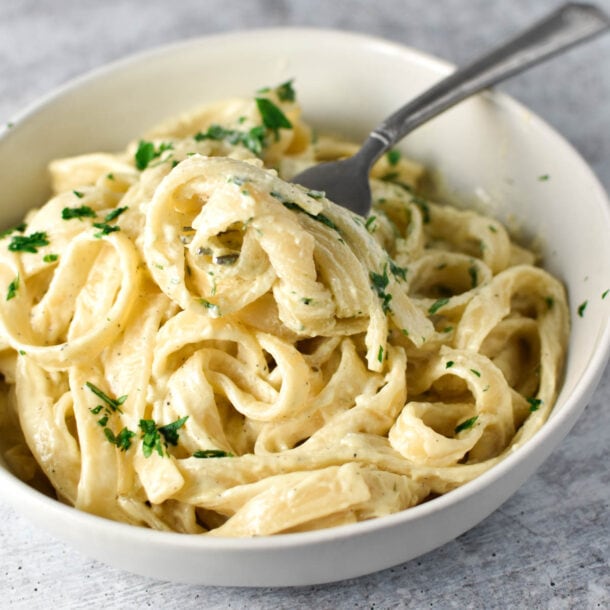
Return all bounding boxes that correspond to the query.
[0,81,569,535]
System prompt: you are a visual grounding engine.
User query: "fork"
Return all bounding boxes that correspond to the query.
[292,3,609,216]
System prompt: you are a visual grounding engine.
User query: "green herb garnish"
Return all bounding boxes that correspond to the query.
[193,449,233,458]
[43,253,58,263]
[62,206,96,221]
[255,97,292,139]
[306,189,325,200]
[527,397,543,412]
[134,140,174,170]
[93,222,120,238]
[6,275,18,301]
[386,149,401,166]
[200,298,221,317]
[104,206,128,222]
[85,381,127,413]
[377,345,384,363]
[468,265,478,289]
[8,231,49,253]
[428,297,449,315]
[275,197,340,232]
[138,416,188,457]
[577,301,588,317]
[389,259,407,282]
[365,216,377,232]
[445,361,455,369]
[370,264,392,314]
[275,80,296,102]
[158,416,189,447]
[194,124,266,156]
[455,416,478,434]
[139,419,164,458]
[411,196,431,224]
[105,426,136,452]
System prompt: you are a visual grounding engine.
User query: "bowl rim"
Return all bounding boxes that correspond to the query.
[0,25,609,558]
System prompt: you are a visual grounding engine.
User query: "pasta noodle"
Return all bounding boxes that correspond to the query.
[0,81,569,536]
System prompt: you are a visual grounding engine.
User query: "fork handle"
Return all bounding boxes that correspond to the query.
[366,2,609,158]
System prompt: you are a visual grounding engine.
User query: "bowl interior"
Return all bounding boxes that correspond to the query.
[0,28,608,586]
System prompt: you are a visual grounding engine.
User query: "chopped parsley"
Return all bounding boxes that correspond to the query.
[139,416,188,458]
[306,189,325,200]
[43,253,58,263]
[470,369,481,377]
[377,345,384,363]
[200,298,221,317]
[8,231,49,253]
[85,381,127,413]
[62,205,96,220]
[468,265,478,289]
[545,296,555,309]
[389,259,407,282]
[577,300,588,317]
[370,264,392,314]
[139,419,164,458]
[527,397,543,412]
[538,174,550,181]
[445,360,455,369]
[134,140,174,170]
[255,97,292,139]
[6,275,19,301]
[104,206,128,222]
[602,289,609,300]
[365,216,377,232]
[158,415,189,447]
[455,416,478,434]
[193,449,234,458]
[411,196,431,224]
[93,222,120,238]
[194,124,266,156]
[301,297,313,305]
[86,385,188,457]
[428,297,449,315]
[382,171,403,183]
[275,80,296,102]
[386,149,401,166]
[72,190,85,199]
[105,427,136,452]
[273,195,340,232]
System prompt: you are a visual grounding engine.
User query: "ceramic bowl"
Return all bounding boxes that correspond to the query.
[0,28,608,587]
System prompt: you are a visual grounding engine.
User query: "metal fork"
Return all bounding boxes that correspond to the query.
[292,3,609,216]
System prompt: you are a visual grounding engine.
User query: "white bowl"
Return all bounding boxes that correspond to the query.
[0,28,609,587]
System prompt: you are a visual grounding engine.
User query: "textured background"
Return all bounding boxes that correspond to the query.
[0,0,609,607]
